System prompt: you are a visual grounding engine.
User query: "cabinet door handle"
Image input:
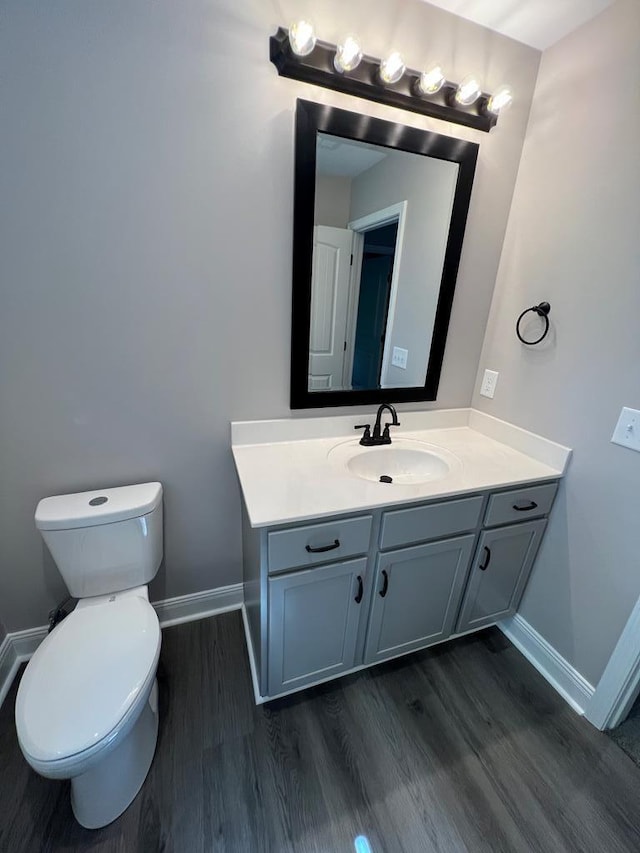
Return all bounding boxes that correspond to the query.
[479,546,491,571]
[355,575,363,603]
[305,539,340,553]
[379,569,389,597]
[512,501,538,512]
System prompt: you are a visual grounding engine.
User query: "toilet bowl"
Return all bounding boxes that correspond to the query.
[16,587,161,827]
[15,482,164,828]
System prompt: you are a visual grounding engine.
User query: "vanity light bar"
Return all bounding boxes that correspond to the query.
[270,27,506,133]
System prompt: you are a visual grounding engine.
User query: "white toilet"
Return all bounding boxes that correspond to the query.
[15,482,164,829]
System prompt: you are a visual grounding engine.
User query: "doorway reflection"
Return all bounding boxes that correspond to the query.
[352,221,398,390]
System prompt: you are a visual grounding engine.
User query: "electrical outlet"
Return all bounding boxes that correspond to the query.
[391,347,408,369]
[611,407,640,453]
[480,369,499,399]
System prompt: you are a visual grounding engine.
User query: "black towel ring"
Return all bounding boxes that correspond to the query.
[516,302,551,346]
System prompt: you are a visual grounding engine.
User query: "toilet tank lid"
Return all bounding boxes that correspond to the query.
[35,482,163,530]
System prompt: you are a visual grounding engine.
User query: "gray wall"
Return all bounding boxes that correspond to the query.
[0,0,540,632]
[473,0,640,686]
[314,175,353,228]
[350,152,458,387]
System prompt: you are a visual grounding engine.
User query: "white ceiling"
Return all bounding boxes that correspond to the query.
[421,0,615,50]
[316,134,388,178]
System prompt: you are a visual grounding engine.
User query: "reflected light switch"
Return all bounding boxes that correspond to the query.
[391,347,408,369]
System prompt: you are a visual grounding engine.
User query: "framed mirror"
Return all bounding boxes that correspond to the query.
[290,99,479,409]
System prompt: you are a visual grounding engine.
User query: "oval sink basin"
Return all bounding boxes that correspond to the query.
[328,438,461,485]
[347,447,450,485]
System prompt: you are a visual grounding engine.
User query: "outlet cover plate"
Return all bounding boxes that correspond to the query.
[480,369,499,399]
[391,347,408,369]
[611,407,640,452]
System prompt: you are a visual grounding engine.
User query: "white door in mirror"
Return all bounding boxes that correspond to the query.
[308,226,353,391]
[480,369,499,399]
[611,407,640,452]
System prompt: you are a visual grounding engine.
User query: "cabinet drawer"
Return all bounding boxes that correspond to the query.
[380,495,484,549]
[484,482,558,528]
[268,515,372,574]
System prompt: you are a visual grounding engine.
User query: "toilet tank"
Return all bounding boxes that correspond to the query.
[35,483,163,599]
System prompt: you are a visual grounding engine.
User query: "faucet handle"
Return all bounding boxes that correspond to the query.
[355,424,372,445]
[382,421,401,441]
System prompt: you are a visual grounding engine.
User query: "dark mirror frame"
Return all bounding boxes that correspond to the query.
[290,99,479,410]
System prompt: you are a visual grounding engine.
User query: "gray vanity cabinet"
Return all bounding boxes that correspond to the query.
[243,479,559,700]
[456,519,547,632]
[267,557,366,696]
[364,534,475,665]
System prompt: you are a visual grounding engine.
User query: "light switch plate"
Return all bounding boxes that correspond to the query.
[611,407,640,452]
[480,369,499,399]
[391,346,408,369]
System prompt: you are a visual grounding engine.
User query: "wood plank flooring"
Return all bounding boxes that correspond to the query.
[1,612,640,852]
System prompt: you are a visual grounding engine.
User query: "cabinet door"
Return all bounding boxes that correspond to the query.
[364,535,475,666]
[456,519,547,633]
[268,558,366,696]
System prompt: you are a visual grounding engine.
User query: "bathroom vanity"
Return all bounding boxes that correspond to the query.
[232,410,571,702]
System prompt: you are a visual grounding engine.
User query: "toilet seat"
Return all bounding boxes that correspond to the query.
[16,591,160,768]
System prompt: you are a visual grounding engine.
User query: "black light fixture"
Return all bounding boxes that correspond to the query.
[269,26,512,133]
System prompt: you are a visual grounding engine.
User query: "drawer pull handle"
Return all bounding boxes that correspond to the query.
[479,546,491,571]
[512,501,538,512]
[355,575,363,603]
[379,569,389,597]
[306,539,340,554]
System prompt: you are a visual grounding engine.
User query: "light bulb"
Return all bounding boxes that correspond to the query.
[334,34,363,73]
[417,63,446,96]
[379,52,405,85]
[487,84,514,115]
[455,74,482,106]
[289,20,316,57]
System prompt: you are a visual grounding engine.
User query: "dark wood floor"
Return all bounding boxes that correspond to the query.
[2,612,640,852]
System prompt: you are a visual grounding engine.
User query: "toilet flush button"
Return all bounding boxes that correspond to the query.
[89,496,108,506]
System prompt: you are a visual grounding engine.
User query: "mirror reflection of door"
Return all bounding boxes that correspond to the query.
[308,214,403,392]
[352,222,398,390]
[308,226,352,391]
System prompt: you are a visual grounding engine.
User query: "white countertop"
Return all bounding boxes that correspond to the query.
[231,409,572,528]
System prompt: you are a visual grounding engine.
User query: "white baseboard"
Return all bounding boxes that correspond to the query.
[11,625,49,659]
[500,613,595,715]
[241,604,264,705]
[1,593,595,721]
[0,636,18,709]
[0,625,49,709]
[153,583,243,629]
[0,583,244,710]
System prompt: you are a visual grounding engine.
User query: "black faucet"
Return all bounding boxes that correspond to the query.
[355,404,401,446]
